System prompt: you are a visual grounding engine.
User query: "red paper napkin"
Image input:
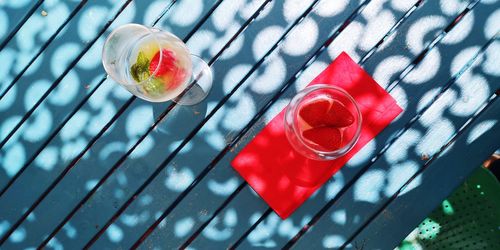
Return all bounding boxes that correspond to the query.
[231,52,403,219]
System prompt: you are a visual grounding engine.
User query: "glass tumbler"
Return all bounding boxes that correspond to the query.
[284,84,362,161]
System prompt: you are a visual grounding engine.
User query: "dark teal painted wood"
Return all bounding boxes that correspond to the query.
[0,0,498,249]
[350,95,500,250]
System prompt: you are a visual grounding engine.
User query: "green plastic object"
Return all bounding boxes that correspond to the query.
[398,167,500,250]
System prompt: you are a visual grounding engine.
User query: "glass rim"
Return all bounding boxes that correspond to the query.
[288,84,362,156]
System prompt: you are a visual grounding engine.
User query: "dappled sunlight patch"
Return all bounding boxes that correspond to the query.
[325,172,345,200]
[10,227,26,243]
[202,216,233,241]
[322,234,345,249]
[175,217,195,238]
[204,131,227,150]
[61,111,90,141]
[385,129,421,164]
[207,177,240,196]
[466,120,497,144]
[61,136,87,160]
[126,106,154,138]
[23,107,52,142]
[47,237,64,250]
[264,98,289,124]
[106,224,124,243]
[87,80,116,109]
[441,200,454,215]
[251,55,287,94]
[85,179,99,191]
[354,169,385,203]
[283,18,318,56]
[451,74,490,117]
[294,61,328,93]
[63,223,77,239]
[24,79,51,109]
[327,21,363,62]
[79,37,104,70]
[0,117,22,148]
[315,0,348,17]
[391,0,416,11]
[416,119,455,156]
[0,9,8,38]
[17,49,44,75]
[384,161,419,196]
[138,194,153,206]
[17,14,44,51]
[283,0,314,22]
[164,167,195,192]
[222,64,253,96]
[50,43,81,77]
[451,46,481,75]
[0,221,10,238]
[252,25,284,59]
[222,93,256,131]
[2,143,25,177]
[442,9,474,45]
[35,146,58,171]
[360,10,396,52]
[406,16,446,55]
[439,0,468,16]
[120,214,140,227]
[114,189,125,199]
[405,49,441,85]
[0,81,16,112]
[346,139,376,167]
[99,141,127,160]
[212,0,242,31]
[187,29,216,58]
[78,5,108,41]
[417,218,441,240]
[482,41,500,76]
[373,55,410,88]
[143,1,169,25]
[86,101,117,135]
[248,213,279,244]
[418,90,457,126]
[0,48,15,82]
[277,219,300,238]
[110,1,135,30]
[484,9,500,38]
[330,209,347,226]
[209,23,244,58]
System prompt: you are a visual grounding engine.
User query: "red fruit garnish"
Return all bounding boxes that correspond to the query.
[324,100,354,127]
[165,68,187,91]
[299,99,331,127]
[299,98,354,128]
[302,127,342,151]
[149,49,177,77]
